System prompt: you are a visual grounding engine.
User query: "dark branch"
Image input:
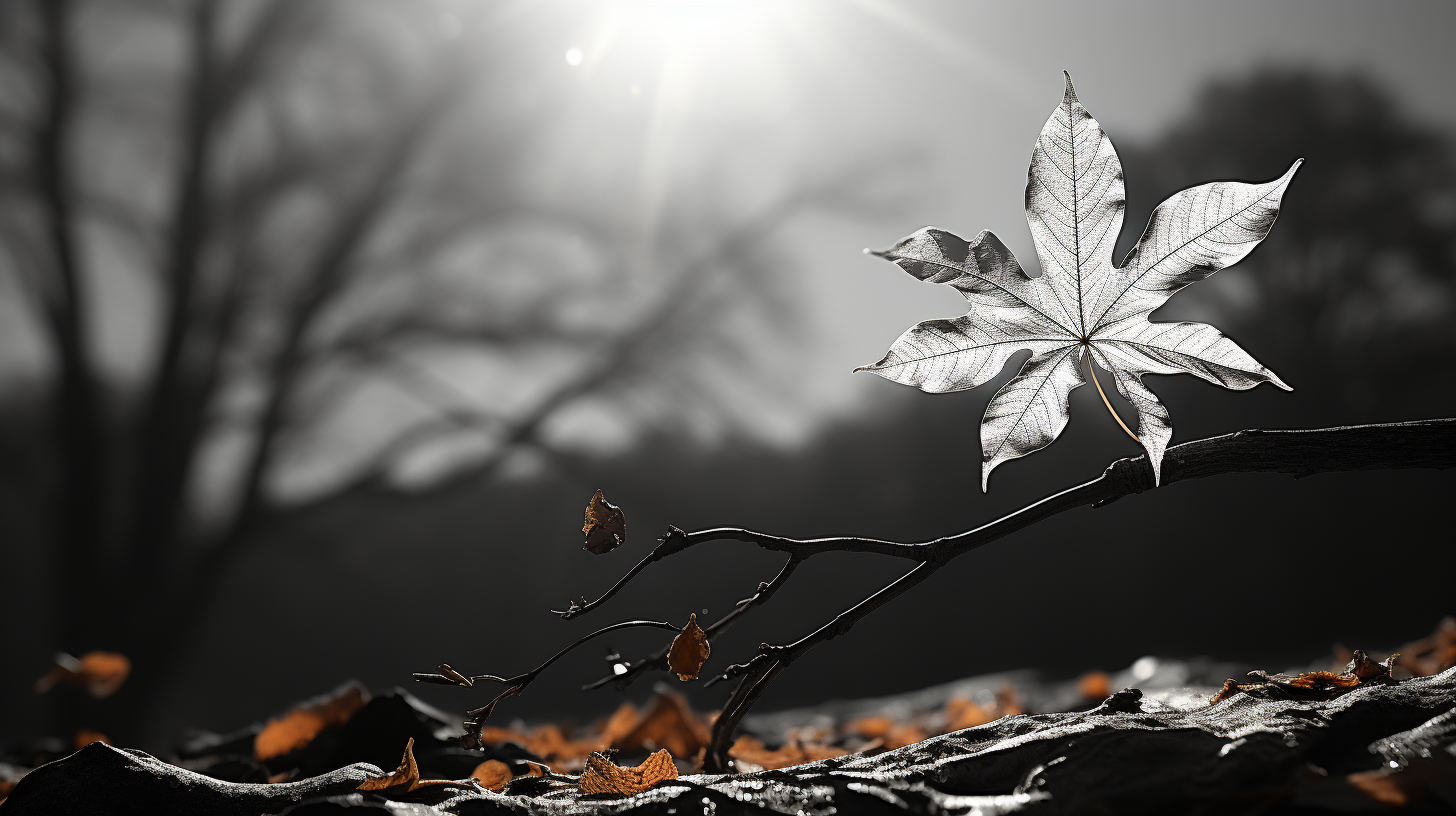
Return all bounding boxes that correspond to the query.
[570,419,1456,622]
[414,619,683,748]
[553,418,1456,771]
[581,555,803,691]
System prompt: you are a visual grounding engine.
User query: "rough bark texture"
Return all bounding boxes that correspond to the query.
[5,669,1453,814]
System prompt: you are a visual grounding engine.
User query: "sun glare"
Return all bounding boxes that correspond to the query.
[564,46,584,66]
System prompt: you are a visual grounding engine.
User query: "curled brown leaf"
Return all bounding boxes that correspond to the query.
[255,683,369,761]
[471,760,512,792]
[729,736,849,770]
[577,749,677,795]
[72,729,109,750]
[356,737,462,793]
[583,489,626,554]
[33,651,131,698]
[612,690,711,759]
[667,614,710,681]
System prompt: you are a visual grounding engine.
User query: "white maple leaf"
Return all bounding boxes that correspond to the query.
[858,73,1299,490]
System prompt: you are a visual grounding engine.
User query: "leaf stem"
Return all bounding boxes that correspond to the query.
[1084,346,1139,443]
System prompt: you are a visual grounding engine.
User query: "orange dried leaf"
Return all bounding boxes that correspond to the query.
[524,724,601,767]
[882,724,927,749]
[358,737,422,791]
[1210,678,1241,704]
[1076,671,1112,701]
[256,683,369,761]
[471,760,512,792]
[577,749,678,795]
[583,489,627,554]
[356,737,461,793]
[477,725,530,747]
[729,736,849,770]
[943,697,992,731]
[1285,670,1361,691]
[994,685,1022,717]
[613,690,711,759]
[667,614,711,681]
[597,702,642,748]
[845,715,894,739]
[34,651,131,698]
[73,729,110,749]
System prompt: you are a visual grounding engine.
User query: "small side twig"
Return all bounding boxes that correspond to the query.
[414,618,681,747]
[700,559,938,771]
[562,418,1456,771]
[582,555,803,691]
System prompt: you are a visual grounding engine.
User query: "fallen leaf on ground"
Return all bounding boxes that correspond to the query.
[1077,671,1112,701]
[583,489,626,554]
[598,702,641,748]
[357,737,463,793]
[476,725,531,747]
[612,690,711,759]
[577,749,677,795]
[729,736,849,770]
[525,723,600,768]
[667,614,711,681]
[1212,650,1396,704]
[255,683,369,760]
[471,760,512,792]
[943,698,993,731]
[1396,617,1456,677]
[33,651,131,698]
[72,729,109,749]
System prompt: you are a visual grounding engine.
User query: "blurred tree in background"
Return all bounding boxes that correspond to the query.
[0,0,876,738]
[1118,70,1456,420]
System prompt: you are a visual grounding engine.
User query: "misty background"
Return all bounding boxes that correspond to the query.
[1,0,1453,751]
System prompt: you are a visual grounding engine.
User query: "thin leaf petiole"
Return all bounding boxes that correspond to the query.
[1083,346,1140,444]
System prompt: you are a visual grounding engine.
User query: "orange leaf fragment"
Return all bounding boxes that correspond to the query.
[34,651,131,698]
[471,760,512,792]
[356,737,461,793]
[612,690,712,759]
[525,723,602,767]
[943,697,992,731]
[473,760,546,792]
[583,489,627,554]
[577,749,677,795]
[667,614,711,681]
[358,737,422,791]
[255,683,369,761]
[598,702,642,748]
[729,736,849,770]
[1076,671,1112,701]
[73,729,110,749]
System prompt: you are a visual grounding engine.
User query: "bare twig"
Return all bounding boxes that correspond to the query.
[560,418,1455,771]
[413,619,682,748]
[581,555,803,692]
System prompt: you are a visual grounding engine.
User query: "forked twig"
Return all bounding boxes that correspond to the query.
[563,419,1456,771]
[418,420,1453,770]
[414,618,681,747]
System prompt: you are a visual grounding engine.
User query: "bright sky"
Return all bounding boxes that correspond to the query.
[3,0,1453,491]
[498,0,1456,452]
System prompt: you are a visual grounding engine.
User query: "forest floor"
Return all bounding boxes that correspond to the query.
[2,619,1454,815]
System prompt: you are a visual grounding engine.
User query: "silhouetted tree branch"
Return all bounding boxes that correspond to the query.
[526,418,1455,771]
